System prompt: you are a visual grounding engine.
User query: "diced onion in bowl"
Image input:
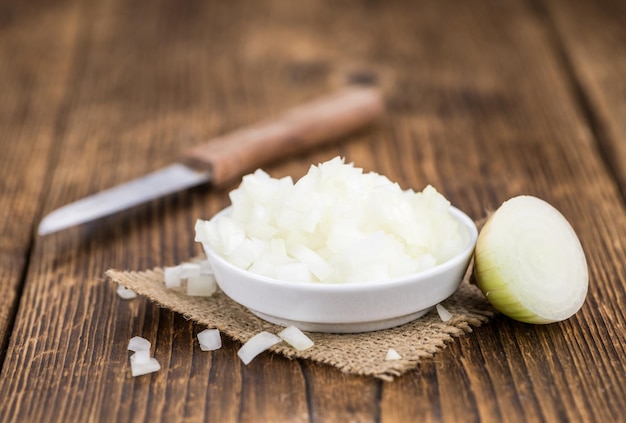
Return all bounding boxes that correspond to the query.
[196,157,468,284]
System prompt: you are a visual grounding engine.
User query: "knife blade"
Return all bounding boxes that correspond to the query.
[38,87,384,236]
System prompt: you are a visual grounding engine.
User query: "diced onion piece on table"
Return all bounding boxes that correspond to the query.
[385,348,402,361]
[277,326,314,351]
[474,195,588,324]
[116,285,137,300]
[237,331,282,365]
[128,336,151,352]
[436,304,452,322]
[197,329,222,351]
[130,354,161,377]
[131,349,151,365]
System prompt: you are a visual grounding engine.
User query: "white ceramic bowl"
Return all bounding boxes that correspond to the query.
[204,207,478,333]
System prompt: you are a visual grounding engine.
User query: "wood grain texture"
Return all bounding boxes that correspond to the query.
[542,0,626,198]
[0,0,81,342]
[0,0,625,422]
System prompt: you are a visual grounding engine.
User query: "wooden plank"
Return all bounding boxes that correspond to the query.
[541,0,626,198]
[0,0,625,422]
[0,254,24,356]
[0,0,81,344]
[371,0,626,421]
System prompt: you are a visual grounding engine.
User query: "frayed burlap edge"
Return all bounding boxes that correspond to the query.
[105,261,493,381]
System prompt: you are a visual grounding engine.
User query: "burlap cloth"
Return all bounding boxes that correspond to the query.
[106,259,493,381]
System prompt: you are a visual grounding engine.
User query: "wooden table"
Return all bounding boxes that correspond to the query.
[1,0,625,421]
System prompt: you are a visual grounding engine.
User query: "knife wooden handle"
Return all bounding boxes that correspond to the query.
[181,87,384,186]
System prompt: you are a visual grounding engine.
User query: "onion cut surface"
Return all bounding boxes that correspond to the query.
[474,196,588,324]
[196,157,468,284]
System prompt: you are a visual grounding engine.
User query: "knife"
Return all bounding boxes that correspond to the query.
[38,87,384,236]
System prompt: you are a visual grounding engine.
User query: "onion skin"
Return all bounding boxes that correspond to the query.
[474,196,588,324]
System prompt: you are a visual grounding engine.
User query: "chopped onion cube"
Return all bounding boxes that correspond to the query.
[165,261,215,292]
[178,263,202,278]
[196,157,467,284]
[130,354,161,377]
[436,304,453,322]
[164,266,183,288]
[128,336,151,352]
[197,329,222,351]
[131,350,151,365]
[164,263,203,288]
[385,348,402,361]
[287,244,333,281]
[276,262,312,283]
[199,260,213,275]
[116,284,137,300]
[277,326,314,351]
[237,331,282,365]
[187,275,218,297]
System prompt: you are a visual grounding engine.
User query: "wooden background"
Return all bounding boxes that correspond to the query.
[1,0,626,421]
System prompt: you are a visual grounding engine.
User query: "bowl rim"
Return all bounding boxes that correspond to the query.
[204,205,478,292]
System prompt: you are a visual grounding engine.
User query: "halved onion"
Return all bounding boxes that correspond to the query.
[474,195,588,324]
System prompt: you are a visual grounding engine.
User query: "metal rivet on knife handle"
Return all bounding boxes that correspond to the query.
[181,87,385,187]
